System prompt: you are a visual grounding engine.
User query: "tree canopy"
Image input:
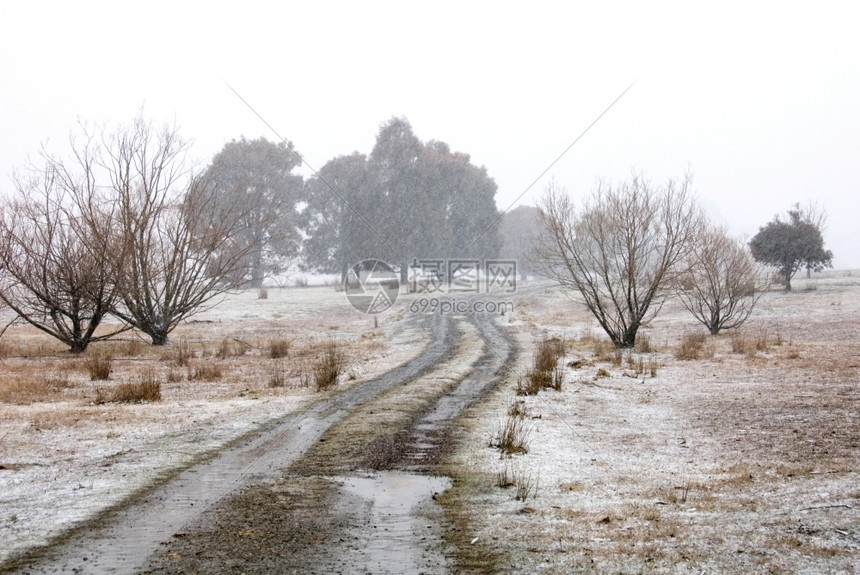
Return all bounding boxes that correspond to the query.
[749,205,832,291]
[200,137,303,287]
[302,117,501,276]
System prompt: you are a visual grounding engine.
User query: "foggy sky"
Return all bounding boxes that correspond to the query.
[1,1,857,267]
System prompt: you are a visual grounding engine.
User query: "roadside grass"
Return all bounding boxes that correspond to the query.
[312,340,344,391]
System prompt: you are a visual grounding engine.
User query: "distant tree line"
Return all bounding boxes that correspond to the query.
[0,114,503,352]
[301,117,501,281]
[0,113,832,353]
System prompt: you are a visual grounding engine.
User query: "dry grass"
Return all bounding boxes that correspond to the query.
[267,337,291,359]
[0,372,70,404]
[267,360,286,388]
[95,373,161,404]
[490,412,531,456]
[187,361,223,382]
[496,463,538,501]
[675,331,711,360]
[312,340,345,391]
[83,352,113,380]
[517,337,566,395]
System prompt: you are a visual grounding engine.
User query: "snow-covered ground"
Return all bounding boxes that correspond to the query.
[0,285,428,565]
[441,270,860,573]
[1,273,858,573]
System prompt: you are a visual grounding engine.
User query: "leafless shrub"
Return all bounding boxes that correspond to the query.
[534,173,702,348]
[313,340,344,391]
[84,352,113,380]
[293,276,308,288]
[0,140,129,353]
[96,115,274,346]
[677,224,768,334]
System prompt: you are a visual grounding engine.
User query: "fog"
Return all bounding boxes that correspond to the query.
[1,1,857,266]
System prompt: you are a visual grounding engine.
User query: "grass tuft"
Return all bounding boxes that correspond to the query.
[313,340,344,391]
[95,372,161,404]
[84,352,113,380]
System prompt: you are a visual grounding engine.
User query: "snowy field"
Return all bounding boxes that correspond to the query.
[441,270,860,573]
[1,272,858,573]
[0,285,429,565]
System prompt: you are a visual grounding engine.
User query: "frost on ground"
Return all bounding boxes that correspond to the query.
[0,286,428,566]
[441,271,859,574]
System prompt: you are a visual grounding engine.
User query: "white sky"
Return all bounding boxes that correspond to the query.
[1,1,857,267]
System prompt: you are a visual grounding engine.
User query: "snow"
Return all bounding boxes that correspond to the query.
[0,285,428,564]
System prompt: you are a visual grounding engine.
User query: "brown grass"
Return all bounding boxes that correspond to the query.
[490,412,531,456]
[268,337,291,359]
[95,373,161,404]
[675,331,708,360]
[0,373,69,404]
[83,352,113,380]
[313,340,344,391]
[187,361,223,382]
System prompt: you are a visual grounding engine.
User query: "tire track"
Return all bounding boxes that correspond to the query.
[3,312,456,574]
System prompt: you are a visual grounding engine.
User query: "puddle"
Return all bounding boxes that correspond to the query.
[339,471,452,575]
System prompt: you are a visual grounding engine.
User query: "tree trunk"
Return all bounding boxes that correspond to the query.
[69,340,89,354]
[150,331,170,346]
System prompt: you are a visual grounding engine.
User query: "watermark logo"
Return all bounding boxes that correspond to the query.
[408,259,517,294]
[344,259,400,314]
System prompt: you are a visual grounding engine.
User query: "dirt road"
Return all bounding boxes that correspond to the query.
[4,309,513,574]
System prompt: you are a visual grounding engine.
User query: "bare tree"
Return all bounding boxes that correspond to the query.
[676,225,767,334]
[0,148,126,353]
[98,116,271,345]
[535,173,702,348]
[794,201,828,279]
